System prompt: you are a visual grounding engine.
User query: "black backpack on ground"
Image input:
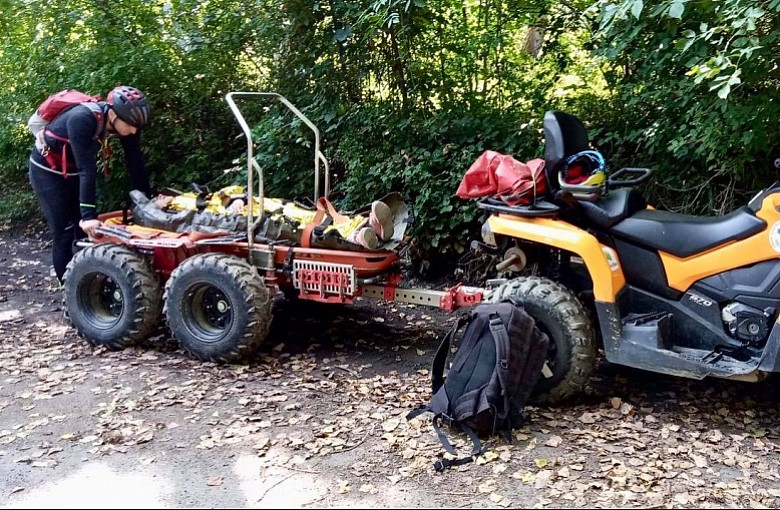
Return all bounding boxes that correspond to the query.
[406,300,549,471]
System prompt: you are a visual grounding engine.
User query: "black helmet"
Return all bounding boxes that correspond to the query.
[107,85,150,128]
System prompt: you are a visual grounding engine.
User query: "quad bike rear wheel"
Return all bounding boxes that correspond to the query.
[63,243,162,350]
[490,276,597,403]
[163,253,272,363]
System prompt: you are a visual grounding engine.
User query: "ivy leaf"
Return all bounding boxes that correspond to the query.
[334,26,352,42]
[631,0,643,19]
[669,1,685,19]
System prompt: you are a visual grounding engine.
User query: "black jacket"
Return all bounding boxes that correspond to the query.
[30,103,150,221]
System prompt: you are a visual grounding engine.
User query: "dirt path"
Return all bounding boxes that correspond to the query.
[1,224,780,509]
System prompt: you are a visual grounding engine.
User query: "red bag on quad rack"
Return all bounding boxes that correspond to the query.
[456,150,547,206]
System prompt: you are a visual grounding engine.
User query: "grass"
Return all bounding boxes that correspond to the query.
[0,188,41,225]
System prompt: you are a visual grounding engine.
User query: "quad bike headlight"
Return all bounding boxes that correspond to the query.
[481,221,496,246]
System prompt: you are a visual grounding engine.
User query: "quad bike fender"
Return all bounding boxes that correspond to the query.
[660,200,780,292]
[487,215,625,302]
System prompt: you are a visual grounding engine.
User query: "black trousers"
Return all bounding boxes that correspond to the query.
[28,160,85,283]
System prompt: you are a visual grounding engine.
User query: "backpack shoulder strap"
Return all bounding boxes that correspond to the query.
[431,413,483,456]
[43,102,107,141]
[488,310,512,421]
[431,417,486,472]
[431,313,469,393]
[82,102,108,139]
[405,313,471,423]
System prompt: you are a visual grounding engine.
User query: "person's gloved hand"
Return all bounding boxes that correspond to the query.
[79,219,103,238]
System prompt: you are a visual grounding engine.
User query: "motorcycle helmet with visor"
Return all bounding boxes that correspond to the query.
[558,150,607,197]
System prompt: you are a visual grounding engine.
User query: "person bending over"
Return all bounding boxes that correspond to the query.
[28,85,153,283]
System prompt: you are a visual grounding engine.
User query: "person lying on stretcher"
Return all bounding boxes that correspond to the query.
[130,185,407,251]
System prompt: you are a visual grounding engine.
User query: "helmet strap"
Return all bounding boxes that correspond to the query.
[106,109,118,133]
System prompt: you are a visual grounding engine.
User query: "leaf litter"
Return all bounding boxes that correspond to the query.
[1,226,780,508]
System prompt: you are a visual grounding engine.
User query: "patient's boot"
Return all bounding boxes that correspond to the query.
[368,200,394,242]
[347,226,379,250]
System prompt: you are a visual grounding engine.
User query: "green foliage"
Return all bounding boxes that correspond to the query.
[591,0,780,213]
[331,105,544,263]
[0,188,40,224]
[6,0,777,277]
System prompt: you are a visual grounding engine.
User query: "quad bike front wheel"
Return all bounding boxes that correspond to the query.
[163,253,273,363]
[490,276,597,404]
[63,243,163,350]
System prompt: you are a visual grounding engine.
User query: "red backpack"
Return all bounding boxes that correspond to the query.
[28,89,106,176]
[36,89,102,123]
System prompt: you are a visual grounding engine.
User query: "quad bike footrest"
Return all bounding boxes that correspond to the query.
[622,312,673,350]
[616,312,761,379]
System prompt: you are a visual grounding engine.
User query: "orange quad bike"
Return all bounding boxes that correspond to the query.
[468,110,780,401]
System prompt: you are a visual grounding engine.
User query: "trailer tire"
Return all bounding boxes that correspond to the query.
[164,253,272,363]
[490,276,597,404]
[63,243,162,350]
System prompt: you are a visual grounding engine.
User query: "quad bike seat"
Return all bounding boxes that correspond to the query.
[609,205,766,258]
[543,110,590,193]
[541,110,766,258]
[576,188,647,229]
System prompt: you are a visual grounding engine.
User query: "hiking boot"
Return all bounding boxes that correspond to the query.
[347,226,379,250]
[368,200,394,243]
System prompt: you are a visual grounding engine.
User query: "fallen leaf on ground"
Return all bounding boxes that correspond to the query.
[488,493,511,507]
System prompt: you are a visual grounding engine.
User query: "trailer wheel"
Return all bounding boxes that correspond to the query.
[63,243,162,350]
[163,253,272,363]
[490,276,597,404]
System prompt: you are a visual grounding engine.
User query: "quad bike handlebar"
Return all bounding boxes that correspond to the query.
[552,166,653,205]
[607,166,653,189]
